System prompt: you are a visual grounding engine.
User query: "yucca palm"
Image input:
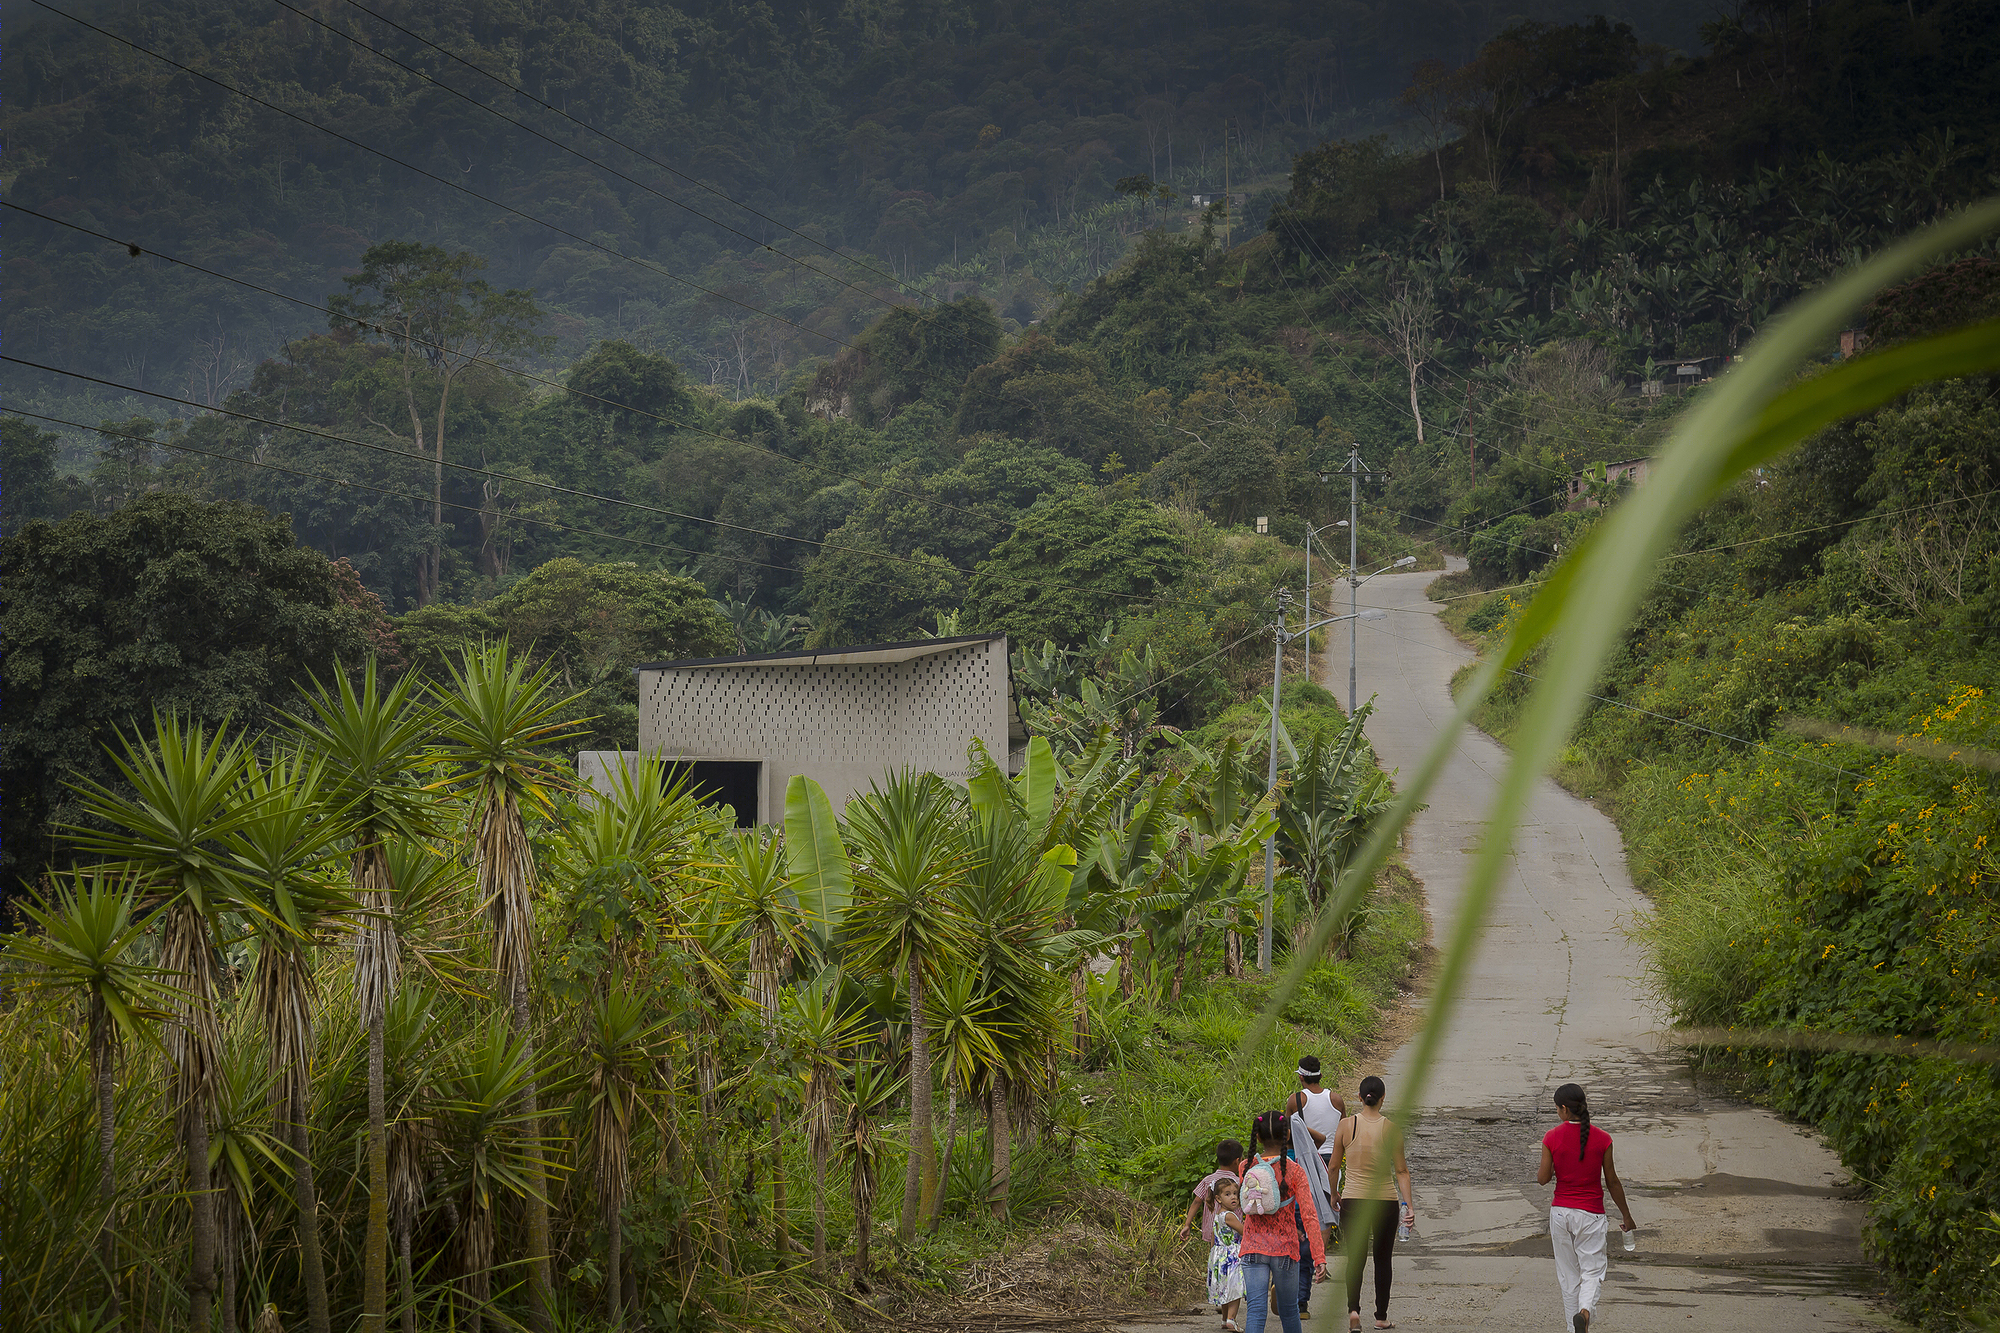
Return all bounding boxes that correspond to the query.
[3,869,171,1321]
[841,1057,907,1284]
[207,1024,288,1333]
[66,713,268,1333]
[226,749,352,1333]
[842,770,976,1242]
[383,982,444,1333]
[435,1013,557,1333]
[922,969,1006,1233]
[578,985,668,1327]
[786,969,869,1276]
[718,829,807,1253]
[432,641,586,1328]
[961,737,1091,1217]
[285,661,439,1333]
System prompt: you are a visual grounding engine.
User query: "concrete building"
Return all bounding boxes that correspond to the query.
[578,633,1020,825]
[1567,457,1653,510]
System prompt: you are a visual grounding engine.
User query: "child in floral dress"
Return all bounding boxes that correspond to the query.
[1208,1177,1247,1330]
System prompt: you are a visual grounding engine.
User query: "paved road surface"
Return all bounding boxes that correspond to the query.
[1125,566,1897,1333]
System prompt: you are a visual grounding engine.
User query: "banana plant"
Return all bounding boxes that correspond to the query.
[1076,766,1187,998]
[1275,703,1399,957]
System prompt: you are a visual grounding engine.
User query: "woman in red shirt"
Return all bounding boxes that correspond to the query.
[1537,1084,1636,1333]
[1239,1111,1327,1333]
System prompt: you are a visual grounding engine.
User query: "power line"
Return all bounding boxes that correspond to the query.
[267,0,916,325]
[331,0,941,311]
[25,0,856,353]
[2,202,1016,536]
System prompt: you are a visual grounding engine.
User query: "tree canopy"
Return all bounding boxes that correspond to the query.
[962,492,1195,648]
[0,495,388,886]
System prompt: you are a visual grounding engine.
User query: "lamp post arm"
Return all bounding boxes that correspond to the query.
[1287,609,1380,640]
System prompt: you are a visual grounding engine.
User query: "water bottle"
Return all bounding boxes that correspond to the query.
[1397,1206,1413,1243]
[1622,1227,1637,1253]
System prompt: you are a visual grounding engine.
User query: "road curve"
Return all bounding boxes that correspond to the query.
[1126,565,1897,1333]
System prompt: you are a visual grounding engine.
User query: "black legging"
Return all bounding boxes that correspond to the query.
[1339,1197,1397,1320]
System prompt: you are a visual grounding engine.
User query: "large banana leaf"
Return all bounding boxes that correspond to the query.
[783,774,852,932]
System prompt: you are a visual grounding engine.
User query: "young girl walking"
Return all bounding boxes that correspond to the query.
[1238,1111,1326,1333]
[1208,1177,1248,1331]
[1538,1083,1637,1333]
[1328,1076,1414,1331]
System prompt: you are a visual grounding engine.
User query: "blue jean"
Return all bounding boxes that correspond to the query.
[1243,1254,1304,1333]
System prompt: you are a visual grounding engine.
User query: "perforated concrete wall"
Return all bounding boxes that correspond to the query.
[635,636,1011,816]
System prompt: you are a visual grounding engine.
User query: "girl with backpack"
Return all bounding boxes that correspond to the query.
[1539,1083,1637,1333]
[1237,1111,1326,1333]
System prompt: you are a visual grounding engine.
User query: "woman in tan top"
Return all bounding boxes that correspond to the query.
[1329,1076,1415,1331]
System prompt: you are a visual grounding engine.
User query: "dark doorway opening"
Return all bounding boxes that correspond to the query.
[665,760,760,827]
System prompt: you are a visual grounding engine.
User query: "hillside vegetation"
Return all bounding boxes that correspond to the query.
[1445,261,2000,1327]
[5,6,2000,1326]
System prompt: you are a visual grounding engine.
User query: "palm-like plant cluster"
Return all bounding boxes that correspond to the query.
[2,641,1396,1331]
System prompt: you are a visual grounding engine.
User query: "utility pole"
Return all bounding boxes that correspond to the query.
[1259,587,1389,973]
[1337,445,1388,714]
[1302,526,1312,685]
[1258,588,1288,975]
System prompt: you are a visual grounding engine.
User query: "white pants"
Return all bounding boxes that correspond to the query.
[1550,1206,1608,1324]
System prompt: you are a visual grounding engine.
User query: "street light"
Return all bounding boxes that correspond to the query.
[1300,518,1348,683]
[1257,591,1387,973]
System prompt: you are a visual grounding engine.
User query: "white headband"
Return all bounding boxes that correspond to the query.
[1296,1066,1319,1079]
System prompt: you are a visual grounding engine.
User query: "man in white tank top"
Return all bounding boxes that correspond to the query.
[1287,1054,1348,1309]
[1289,1055,1347,1163]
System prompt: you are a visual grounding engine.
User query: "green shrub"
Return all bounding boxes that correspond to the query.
[1629,852,1786,1028]
[1466,594,1508,633]
[1281,962,1373,1042]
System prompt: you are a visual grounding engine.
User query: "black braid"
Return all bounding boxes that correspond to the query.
[1554,1083,1590,1161]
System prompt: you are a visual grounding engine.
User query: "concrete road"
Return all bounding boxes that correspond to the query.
[1126,566,1897,1333]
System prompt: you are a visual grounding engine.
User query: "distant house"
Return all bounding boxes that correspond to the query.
[578,634,1021,826]
[1189,192,1248,211]
[1568,458,1652,510]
